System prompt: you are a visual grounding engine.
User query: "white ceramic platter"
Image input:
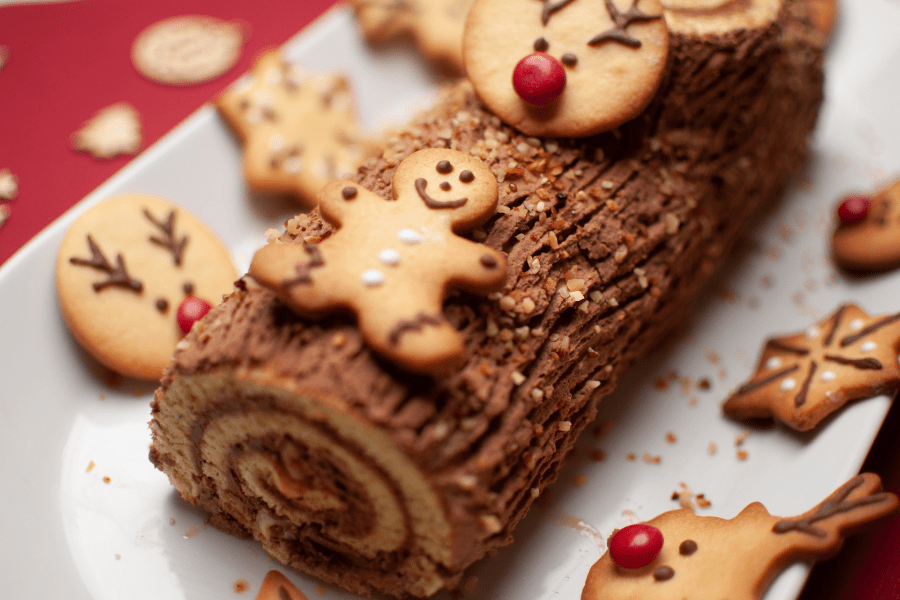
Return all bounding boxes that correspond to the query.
[2,2,900,599]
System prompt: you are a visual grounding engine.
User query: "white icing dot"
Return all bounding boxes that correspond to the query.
[361,269,385,287]
[379,249,401,266]
[806,326,820,339]
[861,341,877,352]
[398,229,423,244]
[850,318,864,331]
[820,371,837,382]
[780,378,797,391]
[765,356,782,370]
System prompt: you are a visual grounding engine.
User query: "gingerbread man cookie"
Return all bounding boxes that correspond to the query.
[831,177,900,273]
[250,148,507,375]
[582,473,898,600]
[350,0,474,73]
[217,51,380,207]
[723,304,900,431]
[56,194,238,380]
[464,0,669,137]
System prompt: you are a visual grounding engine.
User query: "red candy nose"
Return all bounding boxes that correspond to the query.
[837,195,871,225]
[177,295,213,335]
[609,523,664,569]
[512,52,566,106]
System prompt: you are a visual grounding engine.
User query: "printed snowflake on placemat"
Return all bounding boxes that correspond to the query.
[723,304,900,431]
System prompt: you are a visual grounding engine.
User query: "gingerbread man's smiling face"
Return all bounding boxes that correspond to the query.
[464,0,669,137]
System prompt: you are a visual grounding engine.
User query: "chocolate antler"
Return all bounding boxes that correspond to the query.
[70,234,143,293]
[589,0,661,48]
[773,474,897,538]
[144,208,188,266]
[540,0,577,25]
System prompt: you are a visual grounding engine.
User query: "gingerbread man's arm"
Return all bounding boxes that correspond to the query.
[441,236,508,294]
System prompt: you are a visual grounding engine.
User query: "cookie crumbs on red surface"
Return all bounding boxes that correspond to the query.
[0,204,10,230]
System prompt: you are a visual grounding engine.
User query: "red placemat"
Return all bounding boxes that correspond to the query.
[0,0,337,266]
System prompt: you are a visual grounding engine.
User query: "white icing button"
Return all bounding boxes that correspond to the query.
[780,378,797,391]
[765,356,782,370]
[398,229,423,244]
[282,156,302,174]
[861,341,877,352]
[820,371,837,383]
[850,318,864,331]
[361,269,385,287]
[806,326,820,339]
[379,249,401,266]
[269,134,286,152]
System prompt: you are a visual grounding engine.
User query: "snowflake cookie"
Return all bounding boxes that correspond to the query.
[723,304,900,431]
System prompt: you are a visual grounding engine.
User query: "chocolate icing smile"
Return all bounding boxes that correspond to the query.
[415,178,468,209]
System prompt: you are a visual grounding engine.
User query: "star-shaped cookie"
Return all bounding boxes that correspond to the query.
[217,51,380,208]
[723,304,900,431]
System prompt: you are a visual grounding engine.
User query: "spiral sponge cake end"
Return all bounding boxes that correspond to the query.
[150,0,826,597]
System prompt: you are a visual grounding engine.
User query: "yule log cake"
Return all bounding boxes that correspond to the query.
[150,0,826,597]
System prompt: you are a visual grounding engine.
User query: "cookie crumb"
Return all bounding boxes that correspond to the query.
[0,168,18,200]
[71,102,142,160]
[86,460,96,473]
[170,518,177,525]
[115,553,121,560]
[464,576,478,592]
[652,376,669,390]
[315,584,328,596]
[589,448,606,462]
[183,526,200,539]
[102,476,111,484]
[697,378,711,391]
[0,204,9,229]
[234,579,249,593]
[626,452,636,461]
[573,474,588,487]
[708,441,718,455]
[665,431,677,443]
[734,429,750,447]
[642,453,661,464]
[736,449,749,461]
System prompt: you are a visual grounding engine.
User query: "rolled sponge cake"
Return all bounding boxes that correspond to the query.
[150,2,826,597]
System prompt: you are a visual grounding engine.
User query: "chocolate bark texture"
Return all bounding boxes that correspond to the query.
[150,4,824,598]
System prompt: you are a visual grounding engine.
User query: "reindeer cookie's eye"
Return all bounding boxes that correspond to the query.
[561,52,578,67]
[459,170,475,183]
[533,37,549,52]
[436,160,454,174]
[679,539,698,555]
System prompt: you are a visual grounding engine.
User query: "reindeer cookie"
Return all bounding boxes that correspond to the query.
[582,473,899,600]
[218,51,379,207]
[723,304,900,431]
[250,148,507,375]
[831,177,900,273]
[56,194,238,380]
[464,0,669,137]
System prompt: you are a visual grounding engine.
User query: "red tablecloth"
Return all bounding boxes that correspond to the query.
[0,1,897,597]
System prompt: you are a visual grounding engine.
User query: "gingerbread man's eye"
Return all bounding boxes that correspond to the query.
[459,170,475,183]
[436,160,453,174]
